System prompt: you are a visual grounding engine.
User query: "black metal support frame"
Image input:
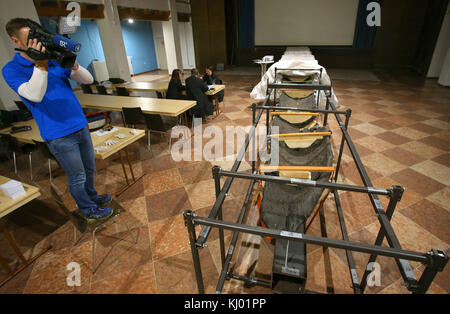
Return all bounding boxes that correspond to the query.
[183,82,448,294]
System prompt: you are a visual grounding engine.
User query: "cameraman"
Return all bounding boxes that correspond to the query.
[2,18,113,221]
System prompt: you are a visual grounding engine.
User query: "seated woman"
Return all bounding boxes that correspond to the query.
[166,69,186,100]
[203,65,224,102]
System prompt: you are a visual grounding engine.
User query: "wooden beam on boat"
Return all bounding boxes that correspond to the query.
[260,165,335,172]
[271,132,332,138]
[271,112,319,117]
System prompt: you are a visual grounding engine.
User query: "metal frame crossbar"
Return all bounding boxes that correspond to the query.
[183,81,448,294]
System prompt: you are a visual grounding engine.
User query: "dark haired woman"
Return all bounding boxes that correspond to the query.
[166,69,186,100]
[203,66,224,102]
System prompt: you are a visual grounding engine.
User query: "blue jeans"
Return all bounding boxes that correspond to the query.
[46,126,100,212]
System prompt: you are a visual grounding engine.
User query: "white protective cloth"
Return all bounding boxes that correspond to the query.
[70,65,94,85]
[18,65,93,103]
[18,67,48,103]
[250,59,339,109]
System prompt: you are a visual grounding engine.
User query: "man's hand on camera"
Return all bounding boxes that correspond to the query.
[28,38,48,71]
[71,61,79,71]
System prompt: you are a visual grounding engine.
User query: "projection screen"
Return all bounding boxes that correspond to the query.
[254,0,359,46]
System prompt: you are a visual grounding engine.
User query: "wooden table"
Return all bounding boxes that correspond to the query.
[253,59,274,78]
[76,93,196,127]
[0,121,146,196]
[76,81,169,94]
[0,119,40,144]
[113,81,169,94]
[91,127,146,196]
[0,176,52,287]
[205,85,226,117]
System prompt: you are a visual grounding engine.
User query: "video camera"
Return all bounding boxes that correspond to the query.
[15,20,82,68]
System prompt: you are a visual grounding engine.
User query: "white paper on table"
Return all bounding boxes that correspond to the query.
[92,127,118,137]
[0,180,26,199]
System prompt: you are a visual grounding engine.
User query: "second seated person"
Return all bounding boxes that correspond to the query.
[166,68,186,100]
[203,65,224,103]
[185,68,214,119]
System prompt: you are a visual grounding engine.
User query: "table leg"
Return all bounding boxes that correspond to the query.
[118,150,130,186]
[121,111,126,127]
[0,254,13,275]
[0,219,52,288]
[213,95,220,118]
[125,149,135,181]
[180,112,189,128]
[0,220,27,265]
[115,148,145,197]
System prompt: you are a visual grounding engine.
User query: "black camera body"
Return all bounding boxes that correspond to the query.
[26,27,77,69]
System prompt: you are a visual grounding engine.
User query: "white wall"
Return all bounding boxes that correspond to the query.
[178,21,195,69]
[97,0,131,81]
[0,0,40,110]
[151,21,168,70]
[438,48,450,86]
[254,0,359,46]
[151,2,195,71]
[427,2,450,78]
[162,19,180,73]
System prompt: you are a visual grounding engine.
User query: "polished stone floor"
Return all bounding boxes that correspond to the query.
[0,68,448,294]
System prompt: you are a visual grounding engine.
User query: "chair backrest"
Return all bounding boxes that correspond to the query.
[81,84,93,94]
[15,101,31,113]
[3,134,21,151]
[122,107,144,126]
[143,114,167,132]
[116,87,130,96]
[95,85,108,95]
[34,140,55,160]
[109,78,126,84]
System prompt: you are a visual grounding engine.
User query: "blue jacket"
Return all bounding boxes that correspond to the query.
[2,53,87,141]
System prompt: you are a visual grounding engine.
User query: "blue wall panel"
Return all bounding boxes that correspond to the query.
[39,18,104,76]
[120,20,158,74]
[39,18,104,88]
[238,0,255,48]
[39,18,158,87]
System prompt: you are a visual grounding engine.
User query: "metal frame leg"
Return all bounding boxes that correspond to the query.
[48,159,53,182]
[212,166,226,267]
[28,152,33,181]
[92,227,98,273]
[414,250,448,294]
[360,185,405,292]
[183,210,205,294]
[13,151,17,174]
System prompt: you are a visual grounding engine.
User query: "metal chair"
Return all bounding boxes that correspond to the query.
[115,87,130,96]
[81,84,93,94]
[14,101,31,113]
[14,101,33,121]
[121,107,145,128]
[50,182,136,273]
[122,107,172,151]
[1,134,37,180]
[95,85,108,95]
[143,113,173,151]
